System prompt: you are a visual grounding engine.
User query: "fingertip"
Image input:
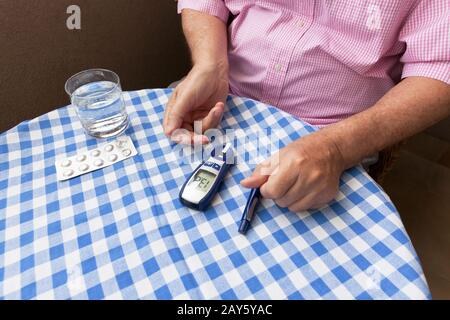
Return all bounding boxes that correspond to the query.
[164,127,174,137]
[215,101,225,111]
[172,133,192,145]
[164,119,181,137]
[240,180,253,189]
[201,135,210,144]
[192,134,209,145]
[240,176,262,189]
[164,99,185,137]
[240,178,250,187]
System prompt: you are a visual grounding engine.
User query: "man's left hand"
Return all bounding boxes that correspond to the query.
[240,132,345,212]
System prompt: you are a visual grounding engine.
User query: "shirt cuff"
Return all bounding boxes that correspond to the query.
[177,0,229,23]
[402,62,450,85]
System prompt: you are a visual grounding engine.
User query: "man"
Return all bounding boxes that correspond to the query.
[164,0,450,212]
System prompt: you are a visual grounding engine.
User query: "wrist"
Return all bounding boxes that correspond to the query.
[321,132,347,170]
[303,130,347,171]
[193,58,229,78]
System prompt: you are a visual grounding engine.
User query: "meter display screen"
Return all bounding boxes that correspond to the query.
[189,170,217,193]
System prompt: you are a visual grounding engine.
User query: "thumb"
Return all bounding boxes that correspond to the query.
[240,174,268,189]
[164,91,191,136]
[201,102,225,132]
[241,161,274,189]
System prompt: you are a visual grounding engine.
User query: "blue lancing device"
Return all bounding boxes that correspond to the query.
[238,188,261,235]
[179,143,234,211]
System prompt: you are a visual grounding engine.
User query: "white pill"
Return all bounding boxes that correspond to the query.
[108,154,118,162]
[61,159,71,167]
[63,169,74,177]
[91,150,101,157]
[104,144,114,152]
[79,164,89,172]
[94,159,104,167]
[76,155,86,162]
[122,149,131,156]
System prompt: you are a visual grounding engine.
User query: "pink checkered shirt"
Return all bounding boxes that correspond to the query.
[178,0,450,126]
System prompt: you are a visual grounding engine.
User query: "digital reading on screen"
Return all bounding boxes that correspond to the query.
[189,170,217,192]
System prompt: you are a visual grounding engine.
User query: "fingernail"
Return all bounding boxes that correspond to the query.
[165,128,173,137]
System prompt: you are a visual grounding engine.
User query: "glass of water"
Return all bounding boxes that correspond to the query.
[65,69,129,138]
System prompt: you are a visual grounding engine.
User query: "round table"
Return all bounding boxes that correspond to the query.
[0,89,430,299]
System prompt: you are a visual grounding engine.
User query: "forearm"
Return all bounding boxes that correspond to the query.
[320,77,450,169]
[181,9,228,71]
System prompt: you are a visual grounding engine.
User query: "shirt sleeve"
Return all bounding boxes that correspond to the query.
[177,0,230,24]
[399,1,450,84]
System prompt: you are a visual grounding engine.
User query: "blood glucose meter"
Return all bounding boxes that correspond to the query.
[179,143,234,211]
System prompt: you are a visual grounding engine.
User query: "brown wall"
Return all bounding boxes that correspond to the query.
[0,0,191,132]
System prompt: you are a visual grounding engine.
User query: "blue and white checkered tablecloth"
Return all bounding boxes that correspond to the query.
[0,89,430,299]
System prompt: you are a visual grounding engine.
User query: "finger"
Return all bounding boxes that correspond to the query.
[170,103,223,145]
[241,149,282,188]
[189,103,225,144]
[241,174,269,189]
[163,93,178,136]
[170,127,192,144]
[201,102,225,132]
[183,121,210,145]
[240,159,274,189]
[275,176,309,208]
[189,110,209,122]
[287,193,320,213]
[193,134,209,145]
[171,125,209,145]
[164,90,191,137]
[260,162,298,200]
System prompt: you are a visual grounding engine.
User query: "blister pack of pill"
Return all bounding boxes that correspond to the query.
[55,135,138,181]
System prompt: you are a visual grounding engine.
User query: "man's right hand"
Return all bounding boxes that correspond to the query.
[163,62,229,144]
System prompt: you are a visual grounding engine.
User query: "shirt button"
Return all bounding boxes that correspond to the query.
[296,20,305,28]
[274,63,282,72]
